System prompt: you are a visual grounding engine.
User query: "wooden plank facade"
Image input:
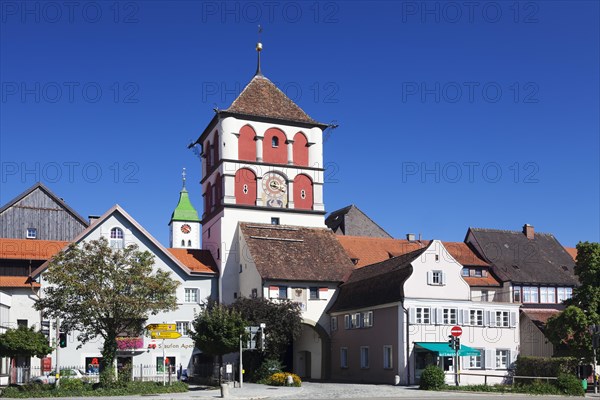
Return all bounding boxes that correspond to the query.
[0,183,87,241]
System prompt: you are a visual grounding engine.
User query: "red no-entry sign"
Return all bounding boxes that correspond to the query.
[451,326,463,337]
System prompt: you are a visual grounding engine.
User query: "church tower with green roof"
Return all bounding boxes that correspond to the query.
[169,168,200,249]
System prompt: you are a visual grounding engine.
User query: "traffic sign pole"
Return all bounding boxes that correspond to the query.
[450,326,462,387]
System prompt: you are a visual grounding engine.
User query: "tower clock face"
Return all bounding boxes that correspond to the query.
[262,172,287,208]
[180,224,192,234]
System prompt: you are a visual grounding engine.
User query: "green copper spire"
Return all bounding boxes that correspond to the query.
[171,168,200,222]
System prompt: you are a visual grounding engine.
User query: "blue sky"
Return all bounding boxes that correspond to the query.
[1,1,598,247]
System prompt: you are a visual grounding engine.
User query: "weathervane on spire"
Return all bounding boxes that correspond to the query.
[255,25,263,77]
[182,167,187,189]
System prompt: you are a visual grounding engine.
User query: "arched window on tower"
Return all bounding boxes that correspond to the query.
[235,168,257,205]
[110,227,125,249]
[238,125,257,161]
[263,128,287,164]
[188,240,192,247]
[205,140,212,169]
[293,174,313,210]
[293,132,309,166]
[205,182,212,213]
[181,239,185,247]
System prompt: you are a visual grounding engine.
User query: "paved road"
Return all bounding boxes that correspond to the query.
[9,382,598,399]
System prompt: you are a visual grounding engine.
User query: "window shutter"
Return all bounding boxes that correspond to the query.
[409,307,416,324]
[436,308,443,324]
[463,309,470,325]
[458,309,464,325]
[490,311,497,327]
[510,349,516,366]
[510,311,517,328]
[485,349,494,369]
[441,272,447,285]
[427,271,432,285]
[344,315,350,329]
[319,287,329,300]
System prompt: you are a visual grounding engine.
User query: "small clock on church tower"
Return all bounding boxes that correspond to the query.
[180,224,192,234]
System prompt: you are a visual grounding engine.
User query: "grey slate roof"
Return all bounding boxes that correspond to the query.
[328,246,429,313]
[466,228,578,286]
[326,205,392,238]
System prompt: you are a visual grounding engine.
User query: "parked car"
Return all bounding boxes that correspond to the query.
[32,368,85,384]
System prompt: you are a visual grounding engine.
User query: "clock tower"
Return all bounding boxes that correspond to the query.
[169,168,201,249]
[191,42,331,302]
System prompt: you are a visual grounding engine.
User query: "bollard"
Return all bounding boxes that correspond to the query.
[394,375,400,385]
[286,375,293,386]
[220,383,230,398]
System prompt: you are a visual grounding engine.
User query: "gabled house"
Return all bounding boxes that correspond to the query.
[328,240,520,385]
[465,224,579,357]
[326,205,392,238]
[30,205,218,377]
[237,222,355,380]
[0,183,87,383]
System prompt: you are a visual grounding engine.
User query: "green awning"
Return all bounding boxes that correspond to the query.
[415,342,481,357]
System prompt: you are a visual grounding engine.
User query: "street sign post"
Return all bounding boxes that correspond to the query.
[146,324,176,331]
[450,326,462,386]
[151,331,182,340]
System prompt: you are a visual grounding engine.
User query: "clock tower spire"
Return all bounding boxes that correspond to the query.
[169,168,200,249]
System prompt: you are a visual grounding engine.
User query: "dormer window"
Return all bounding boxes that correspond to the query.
[26,228,37,239]
[271,136,279,148]
[110,227,124,249]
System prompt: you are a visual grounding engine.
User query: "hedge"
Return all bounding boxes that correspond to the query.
[515,356,579,378]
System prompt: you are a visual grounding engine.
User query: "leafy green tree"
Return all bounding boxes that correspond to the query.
[0,326,53,361]
[190,302,247,383]
[230,297,302,360]
[34,237,179,383]
[546,241,600,361]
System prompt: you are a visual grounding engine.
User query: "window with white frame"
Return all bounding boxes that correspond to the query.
[557,287,573,303]
[351,313,360,329]
[360,346,369,369]
[340,347,348,368]
[331,316,338,331]
[383,345,393,369]
[496,311,509,327]
[522,286,539,303]
[468,349,483,369]
[278,286,288,299]
[362,311,373,328]
[496,349,510,369]
[432,271,442,285]
[461,267,469,277]
[26,228,37,239]
[110,227,125,248]
[470,309,483,326]
[513,286,521,303]
[176,321,191,336]
[309,287,319,300]
[184,288,198,303]
[540,287,556,303]
[416,307,430,324]
[443,308,457,324]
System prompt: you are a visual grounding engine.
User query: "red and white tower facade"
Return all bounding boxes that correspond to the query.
[192,42,329,303]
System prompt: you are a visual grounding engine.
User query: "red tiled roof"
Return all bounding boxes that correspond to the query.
[442,242,489,267]
[0,239,67,260]
[564,247,577,261]
[0,276,40,288]
[240,223,354,282]
[167,249,218,274]
[336,236,427,267]
[463,276,501,287]
[225,75,323,126]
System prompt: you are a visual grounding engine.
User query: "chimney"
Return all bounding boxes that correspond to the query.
[88,215,100,225]
[523,224,534,240]
[406,233,416,241]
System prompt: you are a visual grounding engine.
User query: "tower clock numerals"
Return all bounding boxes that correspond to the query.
[181,224,192,234]
[262,172,287,208]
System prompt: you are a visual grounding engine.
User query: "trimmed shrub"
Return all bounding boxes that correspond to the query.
[556,373,585,396]
[515,356,578,378]
[265,372,301,387]
[58,378,85,392]
[419,365,445,390]
[255,359,284,383]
